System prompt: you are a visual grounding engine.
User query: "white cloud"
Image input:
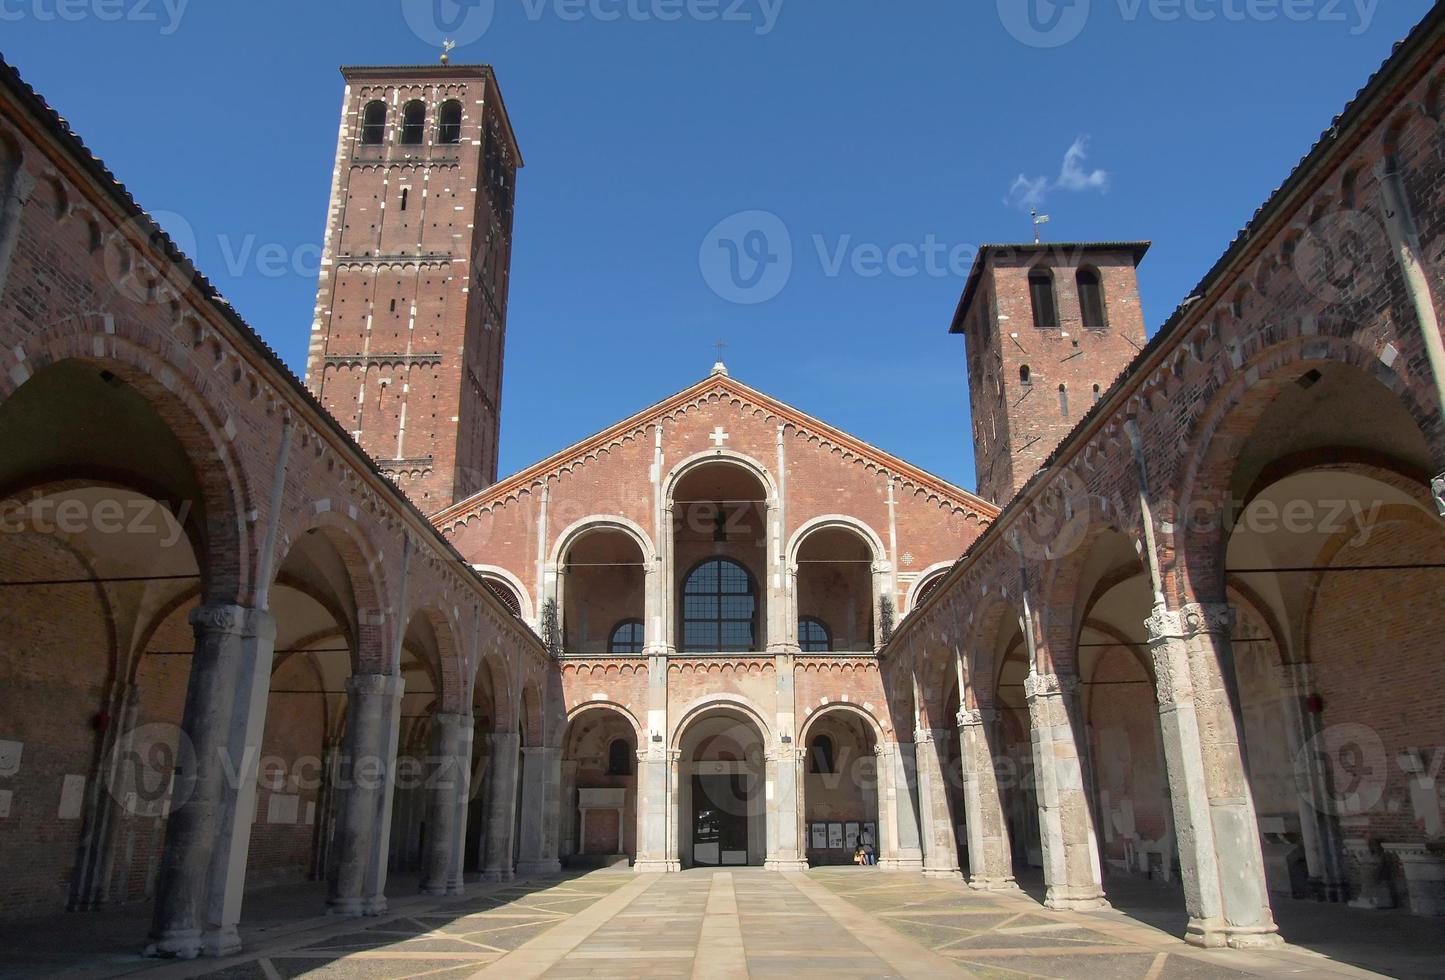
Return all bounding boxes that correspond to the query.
[1006,136,1110,210]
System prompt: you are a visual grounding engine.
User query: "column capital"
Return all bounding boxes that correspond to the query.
[188,603,274,641]
[1023,671,1075,702]
[957,707,997,728]
[1145,602,1234,643]
[767,746,807,763]
[915,727,949,744]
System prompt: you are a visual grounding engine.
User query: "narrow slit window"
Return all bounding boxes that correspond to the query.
[1077,268,1107,329]
[1059,383,1069,417]
[1029,267,1058,329]
[1019,364,1031,385]
[399,188,409,211]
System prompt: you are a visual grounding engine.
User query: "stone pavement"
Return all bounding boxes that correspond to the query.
[5,868,1439,979]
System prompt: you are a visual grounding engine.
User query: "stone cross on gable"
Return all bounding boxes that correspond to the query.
[709,427,730,447]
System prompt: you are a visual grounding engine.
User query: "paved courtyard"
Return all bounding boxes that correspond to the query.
[4,868,1442,980]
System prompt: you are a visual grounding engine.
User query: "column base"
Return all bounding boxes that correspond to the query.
[765,858,810,872]
[421,881,451,896]
[633,859,681,873]
[516,860,562,875]
[1383,842,1445,916]
[201,927,241,958]
[362,896,388,916]
[1185,918,1282,950]
[327,897,365,917]
[878,857,924,872]
[922,867,964,879]
[1044,886,1110,912]
[479,868,515,883]
[968,876,1022,893]
[143,929,203,960]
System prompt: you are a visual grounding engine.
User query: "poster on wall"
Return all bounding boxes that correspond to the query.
[810,823,827,849]
[862,822,877,847]
[845,822,859,849]
[827,822,844,849]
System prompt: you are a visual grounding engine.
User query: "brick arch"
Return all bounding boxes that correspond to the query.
[273,511,391,673]
[519,676,544,747]
[564,701,644,748]
[1170,335,1441,606]
[0,329,255,605]
[550,514,656,566]
[473,649,514,734]
[1038,517,1150,674]
[798,699,885,747]
[663,448,780,505]
[785,514,885,566]
[401,604,464,714]
[967,586,1028,709]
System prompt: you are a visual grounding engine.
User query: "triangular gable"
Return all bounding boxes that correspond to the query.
[432,372,999,527]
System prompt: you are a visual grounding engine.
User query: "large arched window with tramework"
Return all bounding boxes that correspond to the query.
[399,100,427,145]
[437,100,463,144]
[798,616,831,653]
[682,558,756,652]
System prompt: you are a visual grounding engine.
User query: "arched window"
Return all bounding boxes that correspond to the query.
[609,619,644,654]
[682,558,755,652]
[798,617,831,652]
[914,573,946,610]
[1029,267,1058,329]
[1077,267,1107,329]
[399,100,426,145]
[607,738,632,775]
[360,101,387,145]
[1019,364,1031,386]
[1092,383,1102,404]
[437,100,463,144]
[809,735,835,774]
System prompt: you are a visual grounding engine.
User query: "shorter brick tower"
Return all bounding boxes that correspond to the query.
[306,64,522,511]
[952,242,1150,504]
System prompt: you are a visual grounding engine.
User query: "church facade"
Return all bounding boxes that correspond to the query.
[0,4,1443,965]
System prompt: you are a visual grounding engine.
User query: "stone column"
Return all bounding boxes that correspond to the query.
[446,720,473,894]
[327,673,405,917]
[958,707,1019,891]
[480,731,520,880]
[765,745,808,871]
[1146,603,1279,948]
[516,746,562,874]
[147,605,277,959]
[874,741,923,871]
[1025,672,1107,911]
[559,759,579,861]
[634,749,677,872]
[915,729,963,878]
[422,712,471,895]
[1276,662,1348,901]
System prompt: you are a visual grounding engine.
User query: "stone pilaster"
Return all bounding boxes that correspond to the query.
[327,672,405,917]
[634,747,680,872]
[1146,602,1279,948]
[1276,662,1348,901]
[422,712,471,895]
[559,759,579,861]
[447,721,473,894]
[915,728,963,878]
[480,731,521,881]
[516,745,562,874]
[147,604,277,959]
[958,708,1019,891]
[874,741,923,871]
[765,745,809,871]
[1025,671,1108,911]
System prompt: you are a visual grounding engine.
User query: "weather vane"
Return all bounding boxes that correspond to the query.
[441,39,456,66]
[1031,208,1051,244]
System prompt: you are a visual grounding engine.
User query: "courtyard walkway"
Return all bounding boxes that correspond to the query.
[4,868,1441,979]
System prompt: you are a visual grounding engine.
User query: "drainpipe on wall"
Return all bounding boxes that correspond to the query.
[1376,160,1445,517]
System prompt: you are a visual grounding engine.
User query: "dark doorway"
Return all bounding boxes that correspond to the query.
[692,774,749,866]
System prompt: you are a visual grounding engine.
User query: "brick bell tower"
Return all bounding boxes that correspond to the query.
[951,242,1150,505]
[306,63,522,511]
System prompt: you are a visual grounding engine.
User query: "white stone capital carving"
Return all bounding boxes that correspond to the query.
[1145,602,1234,642]
[1023,672,1062,702]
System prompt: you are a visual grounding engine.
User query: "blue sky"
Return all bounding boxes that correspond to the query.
[2,0,1432,493]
